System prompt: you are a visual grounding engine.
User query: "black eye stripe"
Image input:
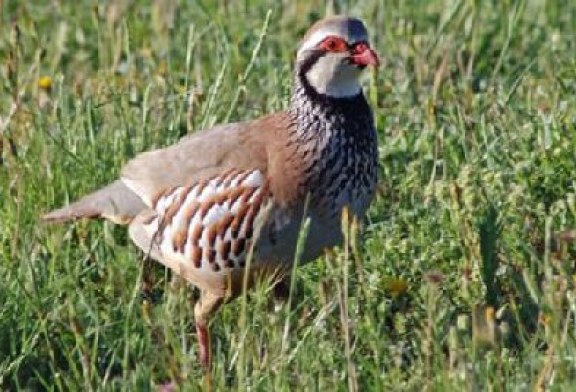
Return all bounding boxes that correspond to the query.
[298,50,327,77]
[296,49,364,102]
[296,50,327,100]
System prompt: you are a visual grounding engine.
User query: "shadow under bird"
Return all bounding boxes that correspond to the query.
[43,15,380,371]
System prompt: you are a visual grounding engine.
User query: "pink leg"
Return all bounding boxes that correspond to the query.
[194,291,224,372]
[196,321,211,370]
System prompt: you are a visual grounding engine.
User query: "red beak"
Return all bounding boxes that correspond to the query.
[350,46,380,67]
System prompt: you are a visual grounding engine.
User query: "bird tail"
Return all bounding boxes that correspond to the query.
[42,180,147,224]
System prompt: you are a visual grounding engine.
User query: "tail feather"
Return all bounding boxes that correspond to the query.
[42,180,147,224]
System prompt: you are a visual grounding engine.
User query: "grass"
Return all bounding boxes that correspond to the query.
[1,0,576,390]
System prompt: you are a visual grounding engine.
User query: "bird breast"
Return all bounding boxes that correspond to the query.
[288,100,378,221]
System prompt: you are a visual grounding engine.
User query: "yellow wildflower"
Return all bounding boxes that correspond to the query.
[383,277,408,297]
[38,76,53,90]
[538,312,551,326]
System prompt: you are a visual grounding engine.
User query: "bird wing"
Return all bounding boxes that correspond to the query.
[121,119,271,207]
[43,114,283,224]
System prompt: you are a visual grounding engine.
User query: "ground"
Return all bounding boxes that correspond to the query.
[1,0,576,390]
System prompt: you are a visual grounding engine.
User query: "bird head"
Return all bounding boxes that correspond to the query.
[296,16,379,99]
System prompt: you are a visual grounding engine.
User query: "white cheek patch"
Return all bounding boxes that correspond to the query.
[306,55,363,98]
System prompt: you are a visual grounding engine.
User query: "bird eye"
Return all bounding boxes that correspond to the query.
[320,36,347,52]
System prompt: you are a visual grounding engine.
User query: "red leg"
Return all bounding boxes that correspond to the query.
[194,291,223,372]
[196,320,211,371]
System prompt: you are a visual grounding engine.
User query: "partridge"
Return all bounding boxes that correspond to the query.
[43,15,380,370]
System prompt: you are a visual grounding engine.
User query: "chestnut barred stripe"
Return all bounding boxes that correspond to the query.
[143,169,270,272]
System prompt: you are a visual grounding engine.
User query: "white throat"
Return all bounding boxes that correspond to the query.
[305,56,362,98]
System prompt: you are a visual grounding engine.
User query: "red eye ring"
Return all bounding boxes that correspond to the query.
[319,36,348,52]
